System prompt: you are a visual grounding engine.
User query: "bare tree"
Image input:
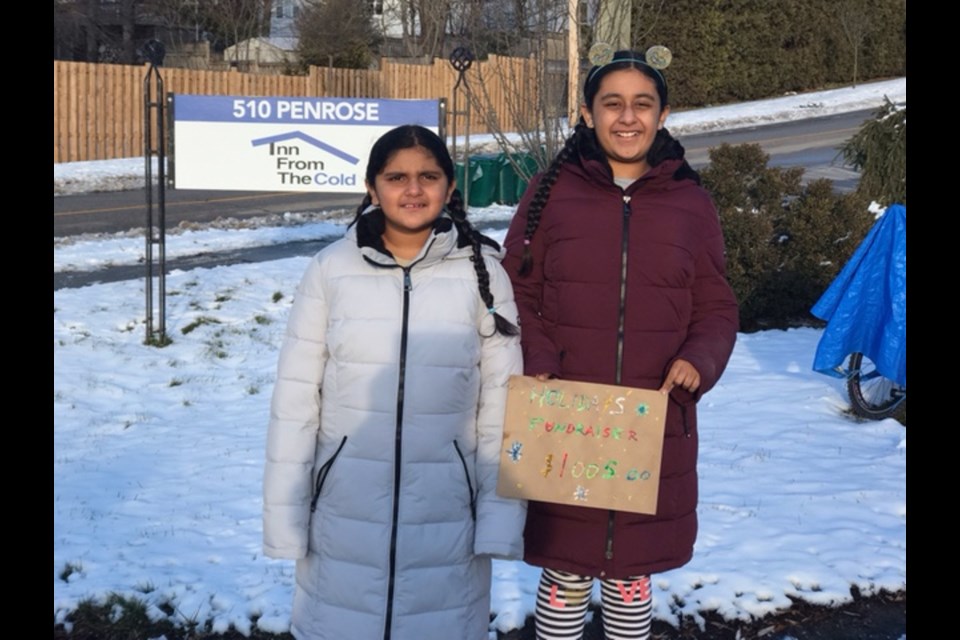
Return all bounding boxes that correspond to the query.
[54,0,140,63]
[417,0,454,58]
[456,0,569,177]
[146,0,205,64]
[453,0,664,179]
[145,0,270,66]
[380,0,454,58]
[204,0,271,65]
[295,0,380,68]
[834,0,873,87]
[572,0,666,56]
[54,0,88,60]
[119,0,137,62]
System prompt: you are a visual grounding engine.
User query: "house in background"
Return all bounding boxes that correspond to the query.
[270,0,409,41]
[267,0,572,62]
[268,0,301,38]
[223,36,298,70]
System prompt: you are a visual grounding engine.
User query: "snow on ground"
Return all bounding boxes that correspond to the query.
[54,78,906,638]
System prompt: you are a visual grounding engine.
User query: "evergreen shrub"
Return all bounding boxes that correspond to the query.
[702,144,873,331]
[647,0,905,108]
[841,98,906,207]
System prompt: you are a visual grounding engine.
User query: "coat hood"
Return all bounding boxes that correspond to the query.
[570,126,702,190]
[350,207,505,267]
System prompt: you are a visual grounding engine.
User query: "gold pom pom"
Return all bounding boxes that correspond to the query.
[588,42,615,67]
[645,45,672,70]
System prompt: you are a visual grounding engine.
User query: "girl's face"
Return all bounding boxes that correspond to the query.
[581,68,670,179]
[367,146,455,243]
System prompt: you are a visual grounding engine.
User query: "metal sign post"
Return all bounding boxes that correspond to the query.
[141,40,169,346]
[448,47,474,207]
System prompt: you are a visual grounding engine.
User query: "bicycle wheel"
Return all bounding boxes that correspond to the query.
[846,352,906,420]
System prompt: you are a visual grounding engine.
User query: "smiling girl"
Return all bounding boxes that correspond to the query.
[263,125,526,640]
[503,49,739,639]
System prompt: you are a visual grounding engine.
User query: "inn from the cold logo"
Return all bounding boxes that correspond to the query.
[171,96,440,193]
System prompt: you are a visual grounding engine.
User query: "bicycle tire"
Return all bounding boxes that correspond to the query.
[846,352,906,420]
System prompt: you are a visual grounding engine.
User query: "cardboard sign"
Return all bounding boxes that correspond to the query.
[496,375,668,514]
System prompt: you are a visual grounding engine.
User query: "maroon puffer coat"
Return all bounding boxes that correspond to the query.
[502,154,739,579]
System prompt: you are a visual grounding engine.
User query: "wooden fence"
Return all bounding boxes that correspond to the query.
[53,55,554,163]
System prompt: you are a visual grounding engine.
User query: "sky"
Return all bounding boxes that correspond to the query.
[54,78,906,639]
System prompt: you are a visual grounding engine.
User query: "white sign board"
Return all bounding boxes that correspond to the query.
[171,95,440,192]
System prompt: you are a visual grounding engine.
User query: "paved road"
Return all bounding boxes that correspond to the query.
[54,110,869,238]
[54,110,870,290]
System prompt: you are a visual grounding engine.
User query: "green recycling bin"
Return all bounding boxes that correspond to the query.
[497,152,540,205]
[454,154,501,208]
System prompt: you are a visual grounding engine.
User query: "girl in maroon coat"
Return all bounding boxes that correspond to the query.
[502,48,739,639]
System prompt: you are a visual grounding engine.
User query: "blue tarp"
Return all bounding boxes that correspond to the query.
[811,204,906,386]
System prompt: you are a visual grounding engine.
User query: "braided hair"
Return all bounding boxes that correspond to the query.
[516,50,700,276]
[445,189,519,337]
[516,121,588,276]
[353,125,518,337]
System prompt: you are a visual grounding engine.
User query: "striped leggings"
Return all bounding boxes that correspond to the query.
[534,568,653,640]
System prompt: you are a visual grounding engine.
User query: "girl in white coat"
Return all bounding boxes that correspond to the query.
[263,125,526,640]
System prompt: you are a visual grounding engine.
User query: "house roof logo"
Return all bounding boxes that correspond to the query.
[251,131,360,165]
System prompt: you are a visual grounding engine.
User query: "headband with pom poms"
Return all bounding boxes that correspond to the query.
[585,43,672,87]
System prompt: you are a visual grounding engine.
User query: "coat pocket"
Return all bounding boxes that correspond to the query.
[667,394,697,438]
[310,436,347,513]
[453,440,477,521]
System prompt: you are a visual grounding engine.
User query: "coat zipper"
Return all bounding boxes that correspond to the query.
[362,240,435,640]
[310,436,347,513]
[615,194,631,386]
[453,440,477,521]
[606,193,633,564]
[383,266,413,640]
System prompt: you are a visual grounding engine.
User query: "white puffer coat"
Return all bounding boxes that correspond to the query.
[263,212,526,640]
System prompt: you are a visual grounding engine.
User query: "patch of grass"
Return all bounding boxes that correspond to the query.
[246,385,260,395]
[182,316,222,335]
[254,315,271,325]
[215,292,232,304]
[272,291,284,303]
[169,378,184,388]
[53,592,904,640]
[59,561,83,582]
[144,333,173,348]
[204,334,229,360]
[133,580,156,594]
[54,592,297,639]
[58,593,182,640]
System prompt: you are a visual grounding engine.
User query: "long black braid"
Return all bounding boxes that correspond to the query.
[517,121,588,276]
[349,193,376,227]
[446,190,520,337]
